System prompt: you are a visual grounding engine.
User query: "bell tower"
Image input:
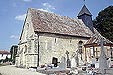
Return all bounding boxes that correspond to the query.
[78,5,94,32]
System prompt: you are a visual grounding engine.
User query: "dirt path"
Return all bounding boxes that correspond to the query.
[0,65,46,75]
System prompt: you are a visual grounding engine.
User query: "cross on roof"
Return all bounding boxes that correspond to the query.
[84,0,85,5]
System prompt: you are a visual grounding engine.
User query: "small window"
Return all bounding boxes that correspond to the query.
[24,45,27,53]
[55,38,56,43]
[27,23,29,30]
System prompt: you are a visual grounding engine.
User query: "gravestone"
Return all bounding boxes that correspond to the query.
[95,62,99,68]
[107,58,111,68]
[91,57,96,68]
[71,57,77,68]
[72,50,79,67]
[66,51,71,68]
[99,38,108,74]
[71,54,78,75]
[78,54,84,66]
[59,56,66,69]
[92,57,96,64]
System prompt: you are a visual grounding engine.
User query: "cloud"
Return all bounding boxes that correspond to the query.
[23,0,32,2]
[15,14,26,21]
[10,35,19,39]
[41,3,56,13]
[43,3,55,10]
[38,8,54,13]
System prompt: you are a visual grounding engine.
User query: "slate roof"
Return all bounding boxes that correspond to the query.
[0,50,10,54]
[28,8,93,38]
[78,5,92,16]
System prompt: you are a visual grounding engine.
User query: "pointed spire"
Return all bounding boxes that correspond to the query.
[77,5,94,33]
[78,5,92,17]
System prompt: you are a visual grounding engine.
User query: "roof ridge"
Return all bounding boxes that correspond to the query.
[0,50,10,54]
[28,8,79,21]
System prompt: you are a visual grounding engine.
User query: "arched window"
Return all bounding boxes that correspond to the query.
[78,41,83,54]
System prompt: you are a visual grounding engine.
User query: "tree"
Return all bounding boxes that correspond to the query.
[10,45,18,64]
[93,6,113,41]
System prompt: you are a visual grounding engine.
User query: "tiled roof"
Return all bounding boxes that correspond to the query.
[0,50,10,54]
[78,5,92,16]
[28,8,93,38]
[84,29,113,47]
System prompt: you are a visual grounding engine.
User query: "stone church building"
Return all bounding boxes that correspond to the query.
[16,5,113,68]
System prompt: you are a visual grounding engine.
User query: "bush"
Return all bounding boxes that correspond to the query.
[0,57,13,64]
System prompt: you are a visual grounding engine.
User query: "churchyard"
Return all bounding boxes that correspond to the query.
[14,4,113,75]
[0,38,113,75]
[0,0,113,75]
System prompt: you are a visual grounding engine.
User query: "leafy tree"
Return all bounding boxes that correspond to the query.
[10,45,18,64]
[93,6,113,41]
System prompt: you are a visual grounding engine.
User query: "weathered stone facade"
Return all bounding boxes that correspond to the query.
[16,6,113,68]
[15,8,92,68]
[38,34,88,65]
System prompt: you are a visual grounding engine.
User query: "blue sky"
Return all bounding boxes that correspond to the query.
[0,0,113,51]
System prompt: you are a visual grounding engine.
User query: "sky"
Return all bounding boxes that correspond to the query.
[0,0,113,51]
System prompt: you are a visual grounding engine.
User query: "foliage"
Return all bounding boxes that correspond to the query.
[93,6,113,41]
[10,45,18,64]
[0,57,12,64]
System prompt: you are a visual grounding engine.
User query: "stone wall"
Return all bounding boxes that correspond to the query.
[38,34,88,66]
[16,10,38,68]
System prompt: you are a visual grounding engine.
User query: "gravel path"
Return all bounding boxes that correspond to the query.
[0,65,46,75]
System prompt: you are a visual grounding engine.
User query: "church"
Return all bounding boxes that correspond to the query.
[16,5,113,68]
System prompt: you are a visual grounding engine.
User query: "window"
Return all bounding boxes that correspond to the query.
[55,38,56,43]
[27,23,29,29]
[90,47,94,56]
[24,45,27,53]
[78,41,83,54]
